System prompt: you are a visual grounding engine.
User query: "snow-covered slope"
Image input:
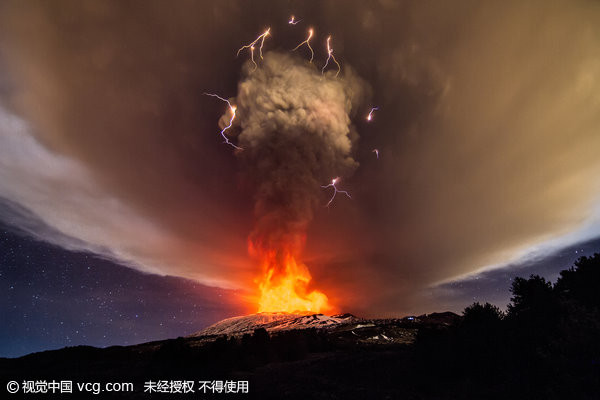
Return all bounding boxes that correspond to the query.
[265,313,358,331]
[190,312,358,337]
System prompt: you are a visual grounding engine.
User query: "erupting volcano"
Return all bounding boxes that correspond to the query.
[214,51,367,313]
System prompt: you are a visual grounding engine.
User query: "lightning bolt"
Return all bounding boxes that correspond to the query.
[321,177,351,207]
[237,28,271,60]
[321,35,341,77]
[288,15,301,25]
[292,28,314,63]
[372,149,379,159]
[367,106,379,122]
[250,46,257,72]
[204,93,242,151]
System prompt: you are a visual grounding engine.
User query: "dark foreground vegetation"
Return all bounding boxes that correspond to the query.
[414,253,600,400]
[1,254,599,399]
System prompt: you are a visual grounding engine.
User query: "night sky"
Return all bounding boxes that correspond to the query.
[0,222,243,358]
[2,0,600,357]
[431,236,600,312]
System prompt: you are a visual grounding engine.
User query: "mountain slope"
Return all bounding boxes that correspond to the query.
[190,312,359,337]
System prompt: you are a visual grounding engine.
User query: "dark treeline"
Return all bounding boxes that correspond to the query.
[415,253,600,399]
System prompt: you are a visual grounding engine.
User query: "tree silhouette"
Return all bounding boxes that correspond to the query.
[555,253,600,309]
[507,275,555,319]
[462,302,504,326]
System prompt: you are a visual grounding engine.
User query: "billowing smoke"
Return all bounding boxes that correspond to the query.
[222,52,367,255]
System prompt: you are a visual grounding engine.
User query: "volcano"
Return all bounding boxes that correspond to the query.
[0,310,460,399]
[189,312,359,337]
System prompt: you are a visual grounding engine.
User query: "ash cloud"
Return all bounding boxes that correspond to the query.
[1,0,600,316]
[227,52,366,252]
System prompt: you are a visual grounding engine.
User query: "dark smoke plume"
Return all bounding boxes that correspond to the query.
[221,52,368,254]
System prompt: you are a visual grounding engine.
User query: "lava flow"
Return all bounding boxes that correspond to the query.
[250,242,332,314]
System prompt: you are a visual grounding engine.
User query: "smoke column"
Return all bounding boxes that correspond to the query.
[218,51,367,312]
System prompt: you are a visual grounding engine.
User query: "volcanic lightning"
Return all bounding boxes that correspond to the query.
[321,177,352,208]
[321,35,341,77]
[212,50,366,314]
[288,15,301,25]
[373,149,379,159]
[237,28,271,60]
[292,28,314,62]
[250,46,258,71]
[203,93,242,150]
[367,106,379,121]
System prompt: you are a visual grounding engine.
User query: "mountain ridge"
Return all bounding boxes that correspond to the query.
[189,312,360,337]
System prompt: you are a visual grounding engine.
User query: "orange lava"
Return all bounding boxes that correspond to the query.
[251,245,332,314]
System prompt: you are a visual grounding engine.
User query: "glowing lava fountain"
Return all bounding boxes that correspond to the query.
[250,241,332,313]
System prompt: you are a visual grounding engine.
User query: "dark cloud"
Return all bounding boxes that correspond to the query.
[1,0,600,315]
